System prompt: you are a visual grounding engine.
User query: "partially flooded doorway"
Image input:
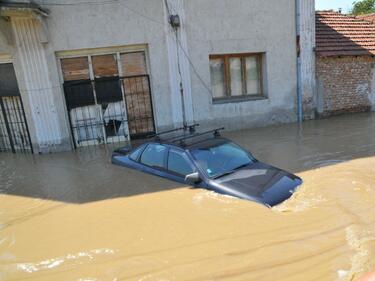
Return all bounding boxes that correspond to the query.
[60,50,155,148]
[0,63,33,154]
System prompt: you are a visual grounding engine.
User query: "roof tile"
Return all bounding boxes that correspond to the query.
[357,12,375,23]
[316,11,375,56]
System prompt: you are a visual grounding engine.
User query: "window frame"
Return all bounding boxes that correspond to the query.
[166,148,195,178]
[189,141,256,179]
[139,143,168,171]
[57,47,156,147]
[129,144,147,162]
[209,53,265,103]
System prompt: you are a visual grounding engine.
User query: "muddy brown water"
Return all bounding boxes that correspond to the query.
[1,113,375,281]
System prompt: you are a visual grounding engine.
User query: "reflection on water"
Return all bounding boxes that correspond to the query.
[1,113,375,281]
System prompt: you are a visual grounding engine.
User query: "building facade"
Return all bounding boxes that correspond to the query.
[315,11,375,117]
[0,0,315,153]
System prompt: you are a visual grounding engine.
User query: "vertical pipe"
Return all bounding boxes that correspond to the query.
[296,0,303,123]
[176,32,187,127]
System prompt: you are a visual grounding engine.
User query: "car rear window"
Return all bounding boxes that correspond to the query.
[140,144,167,169]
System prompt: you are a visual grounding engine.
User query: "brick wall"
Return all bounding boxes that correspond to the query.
[316,56,374,117]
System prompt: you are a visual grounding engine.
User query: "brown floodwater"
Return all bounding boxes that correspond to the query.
[1,113,375,281]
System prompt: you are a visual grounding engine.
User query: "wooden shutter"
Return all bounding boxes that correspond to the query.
[61,57,90,81]
[123,76,154,135]
[121,52,147,76]
[92,54,118,78]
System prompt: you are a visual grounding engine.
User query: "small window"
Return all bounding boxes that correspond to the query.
[168,150,194,176]
[129,146,144,161]
[209,53,264,101]
[140,144,167,169]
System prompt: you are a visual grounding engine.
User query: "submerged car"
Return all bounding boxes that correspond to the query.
[112,125,302,207]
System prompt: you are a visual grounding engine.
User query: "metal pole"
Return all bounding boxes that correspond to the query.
[175,30,187,127]
[296,0,303,123]
[0,98,15,153]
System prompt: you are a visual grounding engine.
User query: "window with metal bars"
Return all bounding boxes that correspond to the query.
[60,50,155,146]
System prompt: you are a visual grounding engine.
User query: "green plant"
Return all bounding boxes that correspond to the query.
[351,0,375,15]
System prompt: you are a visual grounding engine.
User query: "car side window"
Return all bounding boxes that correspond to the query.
[168,150,194,176]
[129,146,144,161]
[140,144,167,169]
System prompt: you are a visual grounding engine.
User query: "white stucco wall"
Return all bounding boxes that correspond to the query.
[40,0,174,129]
[0,18,12,55]
[0,35,10,55]
[184,0,298,129]
[1,0,316,152]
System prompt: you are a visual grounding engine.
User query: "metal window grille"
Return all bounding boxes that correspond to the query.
[64,75,155,148]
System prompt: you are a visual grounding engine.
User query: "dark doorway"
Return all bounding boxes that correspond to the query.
[0,63,33,154]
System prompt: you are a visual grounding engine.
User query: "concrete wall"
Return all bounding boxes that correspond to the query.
[43,0,302,132]
[316,56,375,116]
[299,0,316,120]
[2,0,174,152]
[184,0,298,130]
[1,0,317,152]
[0,18,12,55]
[41,0,173,129]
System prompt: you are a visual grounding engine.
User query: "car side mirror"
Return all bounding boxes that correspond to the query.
[185,172,202,185]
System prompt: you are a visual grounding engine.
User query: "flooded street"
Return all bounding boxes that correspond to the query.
[1,113,375,281]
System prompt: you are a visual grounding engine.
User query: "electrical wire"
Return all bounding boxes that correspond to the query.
[41,0,211,98]
[41,0,166,26]
[164,0,172,17]
[39,0,122,6]
[18,0,214,98]
[174,35,214,97]
[119,1,166,26]
[163,0,213,97]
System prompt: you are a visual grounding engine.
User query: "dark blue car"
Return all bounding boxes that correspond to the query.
[112,126,302,207]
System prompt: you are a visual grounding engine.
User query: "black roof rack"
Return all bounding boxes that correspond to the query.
[170,127,225,146]
[150,123,199,141]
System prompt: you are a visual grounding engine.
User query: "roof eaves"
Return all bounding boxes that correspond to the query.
[316,10,375,57]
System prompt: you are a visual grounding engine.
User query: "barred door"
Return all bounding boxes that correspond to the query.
[61,51,155,148]
[0,63,33,154]
[123,75,155,138]
[63,78,129,147]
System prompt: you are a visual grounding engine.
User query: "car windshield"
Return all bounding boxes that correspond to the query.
[190,142,254,178]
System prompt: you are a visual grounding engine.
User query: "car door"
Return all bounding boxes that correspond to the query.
[166,148,196,184]
[139,143,169,177]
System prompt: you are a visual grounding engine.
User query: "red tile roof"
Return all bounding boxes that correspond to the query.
[316,11,375,56]
[357,12,375,23]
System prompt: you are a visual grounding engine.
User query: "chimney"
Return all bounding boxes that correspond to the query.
[338,8,342,14]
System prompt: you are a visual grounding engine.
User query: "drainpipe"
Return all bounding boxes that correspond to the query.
[165,0,187,127]
[296,0,303,123]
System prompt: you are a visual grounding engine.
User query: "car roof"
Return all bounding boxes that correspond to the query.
[135,125,228,151]
[182,136,229,150]
[151,133,229,151]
